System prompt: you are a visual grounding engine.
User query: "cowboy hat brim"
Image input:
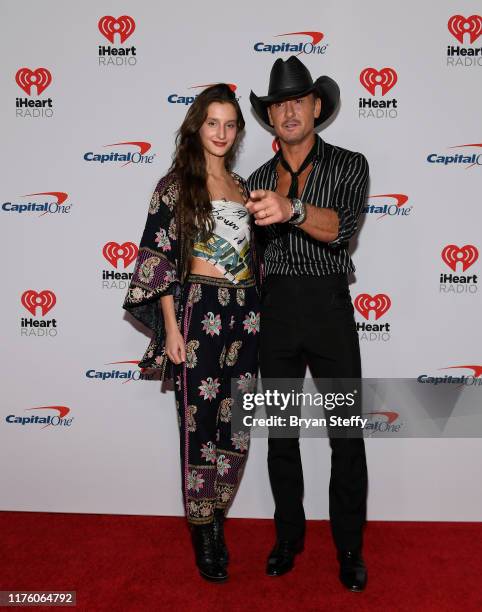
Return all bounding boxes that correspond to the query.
[250,76,340,128]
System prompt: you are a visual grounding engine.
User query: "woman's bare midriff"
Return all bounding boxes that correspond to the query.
[189,256,225,278]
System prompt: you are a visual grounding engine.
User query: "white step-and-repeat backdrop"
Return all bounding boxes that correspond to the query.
[1,1,481,520]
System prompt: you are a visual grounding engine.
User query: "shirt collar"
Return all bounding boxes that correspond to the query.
[269,133,325,173]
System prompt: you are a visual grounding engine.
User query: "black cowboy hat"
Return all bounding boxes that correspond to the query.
[250,56,340,127]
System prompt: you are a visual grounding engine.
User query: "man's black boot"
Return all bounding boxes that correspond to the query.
[338,550,367,592]
[266,539,303,576]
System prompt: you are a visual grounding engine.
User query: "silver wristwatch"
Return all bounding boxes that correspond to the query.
[289,198,307,226]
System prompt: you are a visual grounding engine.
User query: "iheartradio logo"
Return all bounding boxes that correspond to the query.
[448,15,482,44]
[98,15,135,44]
[359,68,397,96]
[21,290,56,316]
[439,244,478,294]
[15,68,52,96]
[102,242,136,290]
[441,244,478,271]
[102,242,138,268]
[358,68,398,120]
[354,293,391,320]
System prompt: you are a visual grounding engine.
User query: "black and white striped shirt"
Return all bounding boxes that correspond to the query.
[247,135,369,277]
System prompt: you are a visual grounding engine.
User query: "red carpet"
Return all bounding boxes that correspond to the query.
[1,512,481,611]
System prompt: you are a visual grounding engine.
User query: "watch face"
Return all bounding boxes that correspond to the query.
[289,198,306,225]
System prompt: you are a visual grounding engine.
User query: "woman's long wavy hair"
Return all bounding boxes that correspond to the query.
[170,83,245,280]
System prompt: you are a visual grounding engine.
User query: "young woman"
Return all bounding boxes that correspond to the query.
[123,84,260,582]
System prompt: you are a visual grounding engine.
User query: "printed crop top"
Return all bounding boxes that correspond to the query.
[192,200,251,283]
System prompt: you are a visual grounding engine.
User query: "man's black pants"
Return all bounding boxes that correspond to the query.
[260,273,368,552]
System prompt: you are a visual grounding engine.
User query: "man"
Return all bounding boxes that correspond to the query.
[246,56,369,592]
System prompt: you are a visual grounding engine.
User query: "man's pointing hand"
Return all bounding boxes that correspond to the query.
[246,190,292,225]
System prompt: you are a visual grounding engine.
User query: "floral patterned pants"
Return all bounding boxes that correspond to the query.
[173,274,259,525]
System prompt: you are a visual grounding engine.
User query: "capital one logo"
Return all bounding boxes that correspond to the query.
[86,359,153,383]
[98,15,135,43]
[106,141,152,166]
[427,144,482,169]
[21,290,56,316]
[418,364,482,388]
[83,141,153,166]
[6,405,73,429]
[354,294,391,320]
[365,193,410,219]
[2,192,70,216]
[448,15,482,44]
[360,68,397,96]
[441,244,478,272]
[364,411,401,436]
[276,31,324,56]
[25,406,70,428]
[442,364,482,379]
[254,31,327,56]
[103,242,138,268]
[15,68,52,95]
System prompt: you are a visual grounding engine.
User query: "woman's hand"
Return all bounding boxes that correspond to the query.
[165,327,186,364]
[160,294,185,364]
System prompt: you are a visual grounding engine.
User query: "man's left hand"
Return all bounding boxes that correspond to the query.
[246,190,292,225]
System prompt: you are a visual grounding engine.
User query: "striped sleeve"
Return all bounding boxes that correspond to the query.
[328,152,369,248]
